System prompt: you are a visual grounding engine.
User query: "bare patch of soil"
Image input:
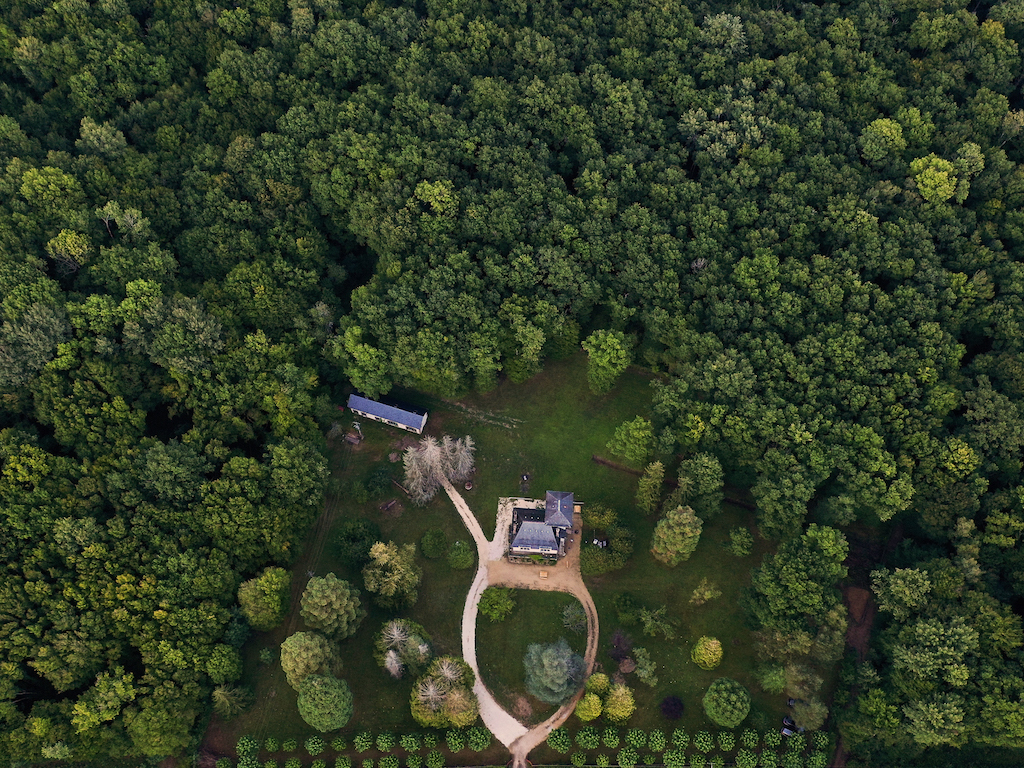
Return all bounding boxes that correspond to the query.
[513,696,533,721]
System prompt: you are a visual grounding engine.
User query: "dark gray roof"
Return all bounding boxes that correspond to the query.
[545,490,574,528]
[510,521,558,552]
[347,394,428,431]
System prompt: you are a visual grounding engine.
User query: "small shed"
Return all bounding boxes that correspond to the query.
[347,394,428,434]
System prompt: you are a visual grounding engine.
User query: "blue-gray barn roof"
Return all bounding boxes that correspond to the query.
[545,490,574,528]
[510,521,558,551]
[347,394,428,431]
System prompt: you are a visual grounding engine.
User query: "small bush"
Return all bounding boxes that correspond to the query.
[425,751,444,768]
[577,726,600,750]
[285,760,301,768]
[336,758,352,768]
[660,696,684,720]
[693,731,713,753]
[670,729,688,748]
[362,761,374,768]
[807,753,828,768]
[718,731,735,752]
[663,750,686,768]
[617,747,638,768]
[265,761,278,768]
[264,738,279,753]
[445,730,465,753]
[735,749,757,768]
[379,756,399,768]
[239,758,260,768]
[728,527,754,557]
[625,729,646,750]
[710,756,725,768]
[648,730,665,753]
[400,734,421,752]
[691,637,723,670]
[331,737,348,751]
[423,735,438,750]
[312,760,327,768]
[787,734,806,753]
[306,737,326,756]
[376,733,396,753]
[571,752,587,767]
[407,757,423,768]
[216,760,232,768]
[782,752,804,768]
[602,728,620,749]
[596,755,610,768]
[260,647,276,664]
[467,726,491,752]
[282,740,298,753]
[354,733,374,753]
[760,753,779,768]
[237,736,260,758]
[741,729,759,749]
[420,529,447,559]
[447,540,475,569]
[764,729,782,749]
[547,728,572,754]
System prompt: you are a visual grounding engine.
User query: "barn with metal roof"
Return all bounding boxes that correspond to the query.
[347,394,428,434]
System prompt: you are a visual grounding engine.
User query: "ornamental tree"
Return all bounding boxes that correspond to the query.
[691,637,722,670]
[478,587,516,622]
[300,574,366,639]
[604,684,637,723]
[238,567,291,631]
[297,675,354,732]
[523,637,585,705]
[650,506,702,566]
[281,632,337,690]
[702,678,751,728]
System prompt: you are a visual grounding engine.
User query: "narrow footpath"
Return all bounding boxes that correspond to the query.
[440,479,600,768]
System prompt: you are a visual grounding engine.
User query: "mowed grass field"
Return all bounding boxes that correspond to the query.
[208,352,800,759]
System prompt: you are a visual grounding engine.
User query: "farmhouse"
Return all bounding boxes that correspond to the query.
[507,490,580,560]
[347,394,428,434]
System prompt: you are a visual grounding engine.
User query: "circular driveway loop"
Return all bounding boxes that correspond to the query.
[440,479,600,767]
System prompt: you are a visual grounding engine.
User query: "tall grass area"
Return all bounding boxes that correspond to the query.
[476,590,587,725]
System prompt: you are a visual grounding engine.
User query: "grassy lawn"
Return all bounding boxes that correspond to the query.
[476,590,587,726]
[211,353,813,761]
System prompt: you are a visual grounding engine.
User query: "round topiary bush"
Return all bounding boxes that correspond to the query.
[596,755,610,768]
[336,758,352,768]
[265,737,280,753]
[602,728,620,749]
[423,735,438,749]
[237,736,260,758]
[447,540,475,569]
[694,731,713,753]
[671,729,688,749]
[216,760,232,768]
[702,678,751,728]
[377,733,396,752]
[400,734,421,752]
[445,730,464,753]
[547,728,572,754]
[305,736,326,756]
[331,737,348,752]
[760,752,778,768]
[718,731,735,752]
[407,757,423,768]
[379,756,399,768]
[312,760,327,768]
[354,733,374,753]
[586,672,611,695]
[690,637,723,670]
[425,751,444,768]
[571,752,587,767]
[467,727,491,752]
[420,529,448,559]
[362,760,374,768]
[282,740,298,753]
[741,729,759,749]
[625,729,646,750]
[663,750,685,768]
[285,759,301,768]
[735,749,757,768]
[710,756,725,768]
[617,747,638,768]
[577,726,600,750]
[764,729,782,749]
[648,730,666,753]
[265,761,278,768]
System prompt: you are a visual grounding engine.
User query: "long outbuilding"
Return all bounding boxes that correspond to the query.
[347,394,429,434]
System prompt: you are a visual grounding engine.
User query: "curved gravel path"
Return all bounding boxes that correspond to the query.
[440,479,600,765]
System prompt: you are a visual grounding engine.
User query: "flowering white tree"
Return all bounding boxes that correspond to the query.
[403,434,476,504]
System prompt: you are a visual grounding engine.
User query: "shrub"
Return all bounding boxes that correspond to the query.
[729,527,754,557]
[660,696,684,720]
[689,577,723,607]
[617,747,638,768]
[467,727,491,752]
[577,726,600,750]
[354,733,374,752]
[423,735,438,749]
[420,529,447,559]
[548,728,572,754]
[282,740,298,753]
[237,736,260,758]
[478,587,516,622]
[710,756,725,768]
[586,672,611,695]
[216,760,232,768]
[690,637,723,670]
[625,729,646,750]
[376,733,396,752]
[648,731,665,753]
[312,761,327,768]
[260,647,276,664]
[238,757,260,768]
[331,738,347,751]
[284,760,301,768]
[335,519,382,567]
[407,756,423,768]
[670,729,688,748]
[663,750,686,768]
[755,663,787,694]
[575,690,603,721]
[735,749,757,768]
[596,755,610,768]
[812,732,830,751]
[238,567,291,631]
[760,753,779,768]
[571,752,587,767]
[379,757,399,768]
[362,761,374,768]
[717,731,735,752]
[764,729,782,749]
[740,729,759,749]
[782,752,804,768]
[807,753,828,768]
[425,751,444,768]
[447,540,475,569]
[445,730,464,753]
[400,734,421,752]
[265,737,279,753]
[604,684,636,724]
[702,678,751,728]
[694,731,713,753]
[613,593,642,625]
[602,728,620,749]
[306,736,326,756]
[336,759,352,768]
[563,602,588,634]
[786,734,806,754]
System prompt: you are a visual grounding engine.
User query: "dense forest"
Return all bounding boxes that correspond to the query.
[3,0,1024,764]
